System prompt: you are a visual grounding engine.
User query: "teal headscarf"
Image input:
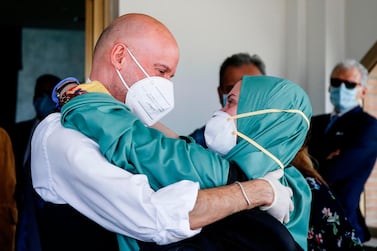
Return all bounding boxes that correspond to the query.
[226,75,312,175]
[226,75,312,251]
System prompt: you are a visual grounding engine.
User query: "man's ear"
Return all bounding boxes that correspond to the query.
[111,43,127,69]
[358,86,367,98]
[361,86,367,96]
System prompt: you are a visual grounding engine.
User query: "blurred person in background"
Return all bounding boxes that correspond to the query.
[11,74,61,251]
[189,52,266,147]
[308,59,377,243]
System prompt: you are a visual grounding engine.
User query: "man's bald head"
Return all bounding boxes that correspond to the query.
[93,13,178,64]
[89,13,180,102]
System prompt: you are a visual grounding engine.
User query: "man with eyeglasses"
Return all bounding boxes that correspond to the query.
[308,59,377,243]
[189,52,266,147]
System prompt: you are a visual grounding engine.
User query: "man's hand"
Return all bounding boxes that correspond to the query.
[326,149,341,159]
[259,169,293,224]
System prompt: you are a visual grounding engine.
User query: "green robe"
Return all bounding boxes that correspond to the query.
[61,75,311,251]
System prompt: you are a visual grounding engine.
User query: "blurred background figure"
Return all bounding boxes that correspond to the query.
[0,127,17,251]
[12,74,61,176]
[308,59,377,243]
[11,74,61,251]
[189,52,266,147]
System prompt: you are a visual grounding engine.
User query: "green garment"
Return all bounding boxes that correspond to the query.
[60,75,311,251]
[62,93,231,190]
[62,89,230,251]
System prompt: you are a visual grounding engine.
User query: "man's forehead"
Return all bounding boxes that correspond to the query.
[332,67,360,79]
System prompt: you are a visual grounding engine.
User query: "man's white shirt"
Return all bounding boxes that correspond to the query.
[31,112,200,244]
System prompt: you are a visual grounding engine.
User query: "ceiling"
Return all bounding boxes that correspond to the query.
[2,0,85,30]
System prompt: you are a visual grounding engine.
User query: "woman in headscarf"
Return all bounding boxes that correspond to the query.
[214,76,311,249]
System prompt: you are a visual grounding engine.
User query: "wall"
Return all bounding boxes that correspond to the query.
[121,0,287,135]
[16,28,85,122]
[364,65,377,228]
[121,0,377,135]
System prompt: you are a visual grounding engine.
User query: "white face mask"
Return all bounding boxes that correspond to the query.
[116,48,174,126]
[205,108,310,168]
[204,110,237,156]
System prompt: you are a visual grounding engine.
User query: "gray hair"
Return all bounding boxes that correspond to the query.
[331,59,369,87]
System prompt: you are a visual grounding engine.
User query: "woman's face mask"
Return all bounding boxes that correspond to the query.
[205,108,310,169]
[116,48,174,126]
[204,110,237,156]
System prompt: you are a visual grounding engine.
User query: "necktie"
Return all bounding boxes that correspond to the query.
[324,114,339,134]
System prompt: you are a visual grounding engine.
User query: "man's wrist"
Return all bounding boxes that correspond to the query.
[234,181,251,208]
[243,179,274,208]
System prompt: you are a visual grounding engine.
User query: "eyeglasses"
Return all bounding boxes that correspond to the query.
[330,78,360,89]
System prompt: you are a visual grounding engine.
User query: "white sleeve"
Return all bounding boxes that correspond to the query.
[31,113,201,244]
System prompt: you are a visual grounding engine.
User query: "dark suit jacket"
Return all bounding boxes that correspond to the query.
[308,106,377,242]
[11,118,119,251]
[189,125,207,148]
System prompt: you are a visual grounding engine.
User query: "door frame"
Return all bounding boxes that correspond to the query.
[85,0,118,79]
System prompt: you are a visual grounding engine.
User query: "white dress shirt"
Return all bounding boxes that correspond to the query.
[31,113,200,245]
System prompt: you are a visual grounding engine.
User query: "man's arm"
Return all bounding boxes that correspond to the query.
[32,114,201,243]
[190,179,273,229]
[191,168,292,228]
[150,122,180,138]
[321,120,377,180]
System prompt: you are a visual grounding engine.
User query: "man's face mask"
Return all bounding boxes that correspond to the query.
[205,108,310,169]
[33,94,57,119]
[329,83,359,113]
[116,48,174,126]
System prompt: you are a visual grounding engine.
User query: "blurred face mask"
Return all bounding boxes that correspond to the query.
[205,108,310,169]
[116,48,174,126]
[329,84,358,113]
[221,94,228,107]
[33,94,57,119]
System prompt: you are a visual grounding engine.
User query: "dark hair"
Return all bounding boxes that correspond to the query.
[219,53,266,88]
[33,74,62,101]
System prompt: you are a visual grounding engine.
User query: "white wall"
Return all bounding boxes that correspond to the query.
[120,0,377,135]
[346,0,377,60]
[121,0,288,135]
